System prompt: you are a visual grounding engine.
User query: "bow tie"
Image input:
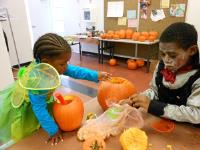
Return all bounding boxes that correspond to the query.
[161,65,193,84]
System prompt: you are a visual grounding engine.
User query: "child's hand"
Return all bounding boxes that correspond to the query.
[46,129,63,146]
[98,71,112,81]
[129,94,150,112]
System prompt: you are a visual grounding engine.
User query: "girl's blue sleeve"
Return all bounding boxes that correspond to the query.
[28,91,58,136]
[64,64,99,82]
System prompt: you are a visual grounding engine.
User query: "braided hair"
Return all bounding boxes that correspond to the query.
[33,33,71,62]
[160,22,199,67]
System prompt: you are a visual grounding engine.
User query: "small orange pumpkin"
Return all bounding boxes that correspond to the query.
[107,30,114,35]
[132,32,140,41]
[83,136,106,150]
[126,29,133,39]
[119,29,126,39]
[149,31,158,38]
[136,59,145,67]
[53,95,84,131]
[138,36,146,42]
[148,35,156,42]
[113,34,120,40]
[109,58,117,66]
[100,34,106,39]
[141,32,149,38]
[97,77,137,110]
[127,60,137,70]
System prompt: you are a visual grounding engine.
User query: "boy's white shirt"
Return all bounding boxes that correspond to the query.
[143,64,200,124]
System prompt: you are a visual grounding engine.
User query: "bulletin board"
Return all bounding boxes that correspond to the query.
[103,0,188,59]
[104,0,188,34]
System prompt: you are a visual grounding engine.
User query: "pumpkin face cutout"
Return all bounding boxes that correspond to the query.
[53,94,84,131]
[97,77,137,110]
[109,58,117,66]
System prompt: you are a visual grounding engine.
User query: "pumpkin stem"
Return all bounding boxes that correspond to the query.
[90,140,102,150]
[55,93,67,105]
[109,77,124,84]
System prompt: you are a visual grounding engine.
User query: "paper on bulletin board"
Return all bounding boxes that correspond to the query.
[160,0,170,8]
[128,19,138,28]
[118,17,127,25]
[107,1,124,17]
[151,9,166,22]
[127,10,137,19]
[170,4,186,17]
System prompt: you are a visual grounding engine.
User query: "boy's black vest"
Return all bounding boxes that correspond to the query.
[155,61,200,106]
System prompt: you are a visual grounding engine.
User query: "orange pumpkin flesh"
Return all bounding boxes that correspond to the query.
[53,95,84,131]
[83,137,106,150]
[97,77,137,110]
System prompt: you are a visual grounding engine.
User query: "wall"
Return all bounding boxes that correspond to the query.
[0,0,33,66]
[0,23,14,90]
[186,0,200,46]
[27,0,52,42]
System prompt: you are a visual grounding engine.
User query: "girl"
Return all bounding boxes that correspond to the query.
[0,33,111,145]
[126,22,200,124]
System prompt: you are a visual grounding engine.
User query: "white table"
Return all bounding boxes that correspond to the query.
[98,38,159,72]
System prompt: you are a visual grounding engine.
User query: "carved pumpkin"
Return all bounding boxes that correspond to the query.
[136,59,145,67]
[83,136,106,150]
[53,94,84,131]
[127,60,137,70]
[120,128,148,150]
[109,58,117,66]
[97,77,137,110]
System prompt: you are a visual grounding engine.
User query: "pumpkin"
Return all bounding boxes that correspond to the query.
[83,136,106,150]
[138,36,146,42]
[132,32,140,41]
[127,60,137,70]
[151,119,175,133]
[106,34,112,39]
[148,35,156,42]
[120,128,148,150]
[149,31,158,38]
[109,58,117,66]
[136,59,145,67]
[97,77,137,110]
[100,34,106,39]
[53,94,84,131]
[141,32,149,38]
[126,29,133,39]
[119,30,126,39]
[107,30,114,35]
[113,34,120,40]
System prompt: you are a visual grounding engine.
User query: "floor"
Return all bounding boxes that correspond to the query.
[69,52,153,92]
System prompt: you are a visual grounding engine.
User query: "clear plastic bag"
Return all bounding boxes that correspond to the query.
[77,103,144,141]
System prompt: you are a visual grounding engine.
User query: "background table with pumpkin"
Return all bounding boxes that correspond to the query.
[7,97,200,150]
